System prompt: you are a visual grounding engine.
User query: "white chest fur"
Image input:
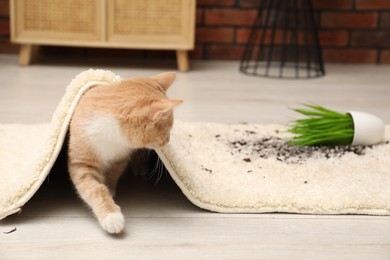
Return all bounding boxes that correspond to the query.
[85,114,131,163]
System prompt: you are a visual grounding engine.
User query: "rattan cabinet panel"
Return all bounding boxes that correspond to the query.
[107,0,194,49]
[12,0,103,42]
[10,0,195,71]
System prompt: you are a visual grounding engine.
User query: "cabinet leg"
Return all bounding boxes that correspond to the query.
[19,44,40,66]
[176,50,189,72]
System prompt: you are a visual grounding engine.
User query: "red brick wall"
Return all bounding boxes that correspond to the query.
[0,0,18,53]
[1,0,389,63]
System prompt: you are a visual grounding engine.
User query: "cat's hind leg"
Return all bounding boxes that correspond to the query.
[105,158,128,197]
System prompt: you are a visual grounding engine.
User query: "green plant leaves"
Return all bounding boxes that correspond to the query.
[288,104,354,146]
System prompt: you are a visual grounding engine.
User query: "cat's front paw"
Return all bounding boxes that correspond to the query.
[100,212,125,234]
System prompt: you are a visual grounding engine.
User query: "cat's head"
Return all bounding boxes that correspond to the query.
[120,72,183,149]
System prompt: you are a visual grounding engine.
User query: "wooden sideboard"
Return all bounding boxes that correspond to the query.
[10,0,196,71]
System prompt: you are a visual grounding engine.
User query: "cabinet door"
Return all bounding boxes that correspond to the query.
[107,0,195,50]
[11,0,104,45]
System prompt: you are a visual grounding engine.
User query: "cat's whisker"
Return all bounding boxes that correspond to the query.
[144,168,157,180]
[144,153,160,180]
[154,158,164,185]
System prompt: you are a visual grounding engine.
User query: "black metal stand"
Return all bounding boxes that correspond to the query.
[240,0,325,79]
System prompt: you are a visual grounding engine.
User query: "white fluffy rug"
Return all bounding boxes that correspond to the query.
[1,69,390,220]
[158,122,390,214]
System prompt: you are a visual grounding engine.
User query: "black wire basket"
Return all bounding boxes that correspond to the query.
[240,0,325,79]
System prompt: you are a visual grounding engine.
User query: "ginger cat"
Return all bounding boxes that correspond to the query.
[68,72,182,234]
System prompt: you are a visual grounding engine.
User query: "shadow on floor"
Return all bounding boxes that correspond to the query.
[2,144,200,226]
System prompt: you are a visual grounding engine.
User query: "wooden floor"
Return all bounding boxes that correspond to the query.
[1,54,390,259]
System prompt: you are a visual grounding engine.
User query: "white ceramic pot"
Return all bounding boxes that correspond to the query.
[348,111,385,146]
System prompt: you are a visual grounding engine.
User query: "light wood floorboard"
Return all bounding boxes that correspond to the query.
[1,54,390,259]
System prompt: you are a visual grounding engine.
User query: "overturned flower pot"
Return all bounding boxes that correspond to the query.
[348,111,385,146]
[289,104,385,146]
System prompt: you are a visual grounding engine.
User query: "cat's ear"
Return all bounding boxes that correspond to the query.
[149,99,183,122]
[151,72,176,91]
